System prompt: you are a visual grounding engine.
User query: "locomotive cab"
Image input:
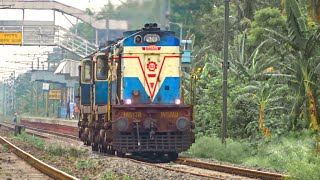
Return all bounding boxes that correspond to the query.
[93,53,109,119]
[78,58,93,143]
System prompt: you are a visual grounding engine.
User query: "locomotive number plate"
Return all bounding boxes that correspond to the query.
[161,112,179,118]
[122,112,142,118]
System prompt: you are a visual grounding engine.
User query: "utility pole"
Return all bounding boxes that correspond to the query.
[106,0,110,43]
[222,0,230,144]
[165,0,170,30]
[12,71,15,113]
[2,83,5,116]
[37,57,40,70]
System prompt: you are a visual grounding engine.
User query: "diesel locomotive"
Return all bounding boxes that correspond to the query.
[78,23,194,160]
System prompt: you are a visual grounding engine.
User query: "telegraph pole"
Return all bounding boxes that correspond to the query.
[2,83,5,116]
[165,0,170,30]
[222,0,230,144]
[12,71,15,113]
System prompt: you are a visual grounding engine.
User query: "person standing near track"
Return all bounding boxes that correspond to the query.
[66,100,71,119]
[12,112,18,124]
[70,100,75,119]
[74,102,79,119]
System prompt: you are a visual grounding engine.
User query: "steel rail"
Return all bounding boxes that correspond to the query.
[125,157,226,180]
[0,136,79,180]
[176,158,288,180]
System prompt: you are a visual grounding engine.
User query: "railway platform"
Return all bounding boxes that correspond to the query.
[18,116,78,137]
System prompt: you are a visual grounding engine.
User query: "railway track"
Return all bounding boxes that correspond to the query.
[0,122,288,180]
[0,135,78,180]
[0,142,52,180]
[175,158,287,180]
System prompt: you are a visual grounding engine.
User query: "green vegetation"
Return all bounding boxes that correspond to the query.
[47,145,68,156]
[101,171,131,180]
[189,131,320,179]
[2,144,9,152]
[60,166,74,176]
[76,159,97,170]
[69,147,83,158]
[187,136,250,164]
[14,132,45,150]
[14,132,84,158]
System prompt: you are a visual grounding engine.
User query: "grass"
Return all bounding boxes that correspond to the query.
[186,135,250,164]
[13,132,84,158]
[60,166,74,175]
[244,131,320,180]
[101,171,131,180]
[76,159,97,170]
[47,145,68,156]
[14,132,45,150]
[2,144,9,152]
[188,131,320,179]
[69,147,83,158]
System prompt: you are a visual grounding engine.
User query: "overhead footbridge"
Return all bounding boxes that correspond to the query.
[0,0,127,30]
[0,0,128,57]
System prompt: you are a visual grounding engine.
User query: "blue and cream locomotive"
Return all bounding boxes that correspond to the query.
[78,23,194,160]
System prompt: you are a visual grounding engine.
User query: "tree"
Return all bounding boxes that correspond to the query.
[14,73,33,113]
[269,0,320,130]
[247,7,286,48]
[235,78,287,135]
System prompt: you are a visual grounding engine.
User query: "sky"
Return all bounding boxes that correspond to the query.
[0,0,122,80]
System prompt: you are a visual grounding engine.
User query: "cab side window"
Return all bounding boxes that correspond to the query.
[96,56,108,80]
[82,61,92,83]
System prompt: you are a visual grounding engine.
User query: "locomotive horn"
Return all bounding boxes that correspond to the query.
[144,23,151,29]
[151,23,158,29]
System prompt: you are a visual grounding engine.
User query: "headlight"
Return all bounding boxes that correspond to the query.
[144,34,160,44]
[125,98,132,105]
[176,117,190,131]
[116,118,129,131]
[174,98,181,105]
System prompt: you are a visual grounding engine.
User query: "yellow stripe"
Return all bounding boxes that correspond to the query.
[123,46,180,54]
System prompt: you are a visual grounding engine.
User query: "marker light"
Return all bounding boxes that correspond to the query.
[144,34,160,44]
[176,117,190,131]
[125,98,132,105]
[116,118,129,131]
[174,98,181,105]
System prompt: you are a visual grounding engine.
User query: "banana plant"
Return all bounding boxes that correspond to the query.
[282,0,320,23]
[229,32,292,83]
[235,77,287,134]
[269,0,320,130]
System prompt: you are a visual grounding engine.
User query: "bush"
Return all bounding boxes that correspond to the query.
[188,131,320,179]
[244,130,320,179]
[187,135,250,164]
